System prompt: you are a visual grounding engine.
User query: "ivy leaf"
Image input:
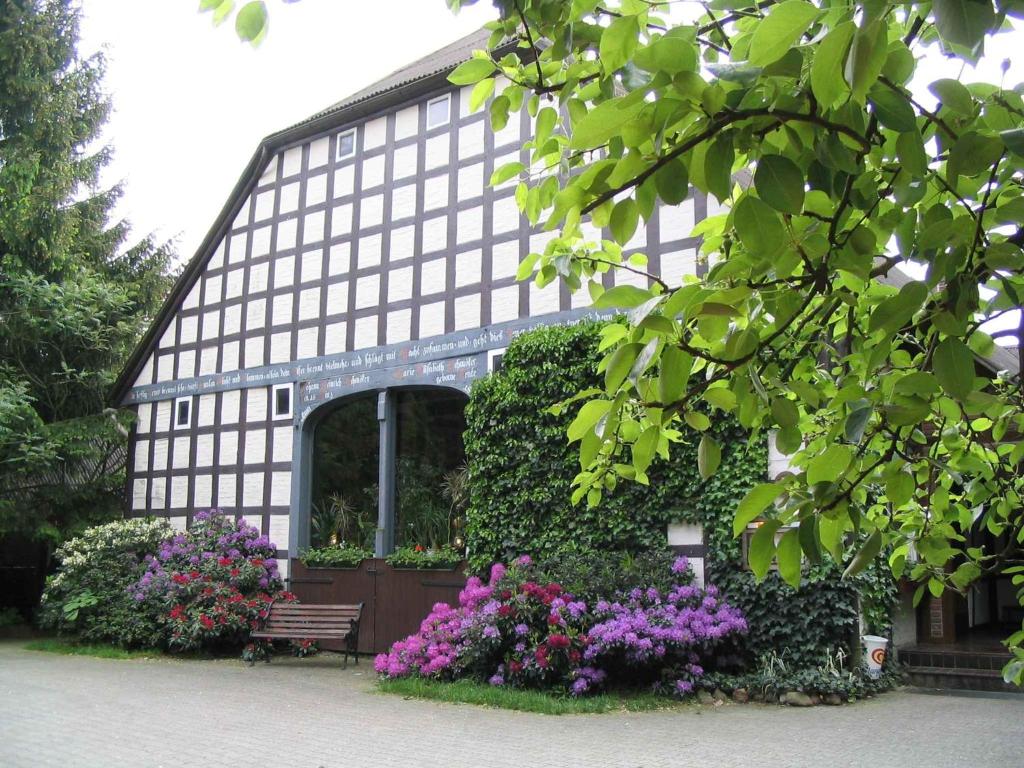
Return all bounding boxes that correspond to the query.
[698,433,721,480]
[749,520,782,579]
[748,1,821,67]
[734,482,786,536]
[843,529,882,578]
[754,155,805,214]
[777,528,803,588]
[933,338,975,400]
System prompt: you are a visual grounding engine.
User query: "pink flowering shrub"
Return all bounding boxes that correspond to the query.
[375,554,747,696]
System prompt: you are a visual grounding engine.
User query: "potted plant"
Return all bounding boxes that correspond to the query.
[385,544,463,570]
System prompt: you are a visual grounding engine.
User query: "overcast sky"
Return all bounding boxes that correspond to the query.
[79,2,1019,274]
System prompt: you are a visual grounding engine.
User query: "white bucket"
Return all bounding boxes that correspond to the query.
[862,635,888,678]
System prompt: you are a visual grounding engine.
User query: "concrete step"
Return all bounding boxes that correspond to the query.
[905,666,1022,693]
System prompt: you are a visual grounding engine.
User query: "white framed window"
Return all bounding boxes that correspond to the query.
[337,129,356,160]
[272,383,293,420]
[174,397,192,429]
[426,95,450,129]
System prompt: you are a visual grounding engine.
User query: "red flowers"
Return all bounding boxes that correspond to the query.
[199,615,215,630]
[414,544,425,553]
[171,573,189,585]
[217,557,233,567]
[169,605,185,621]
[229,568,240,577]
[547,634,570,649]
[251,558,264,567]
[497,604,514,618]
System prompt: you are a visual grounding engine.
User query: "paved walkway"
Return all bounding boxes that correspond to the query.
[0,641,1021,768]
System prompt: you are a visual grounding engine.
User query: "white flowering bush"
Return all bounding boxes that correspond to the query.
[39,517,172,647]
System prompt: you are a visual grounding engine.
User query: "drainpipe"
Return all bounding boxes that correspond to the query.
[376,389,397,557]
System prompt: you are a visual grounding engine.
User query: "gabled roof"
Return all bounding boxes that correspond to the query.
[110,28,499,404]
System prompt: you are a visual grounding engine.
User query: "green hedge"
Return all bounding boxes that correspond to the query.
[463,320,895,667]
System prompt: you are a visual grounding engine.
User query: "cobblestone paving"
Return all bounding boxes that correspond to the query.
[1,640,1021,768]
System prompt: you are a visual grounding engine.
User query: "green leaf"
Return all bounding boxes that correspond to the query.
[749,520,782,579]
[928,79,975,116]
[490,161,524,187]
[610,198,640,245]
[806,445,853,485]
[868,280,928,334]
[684,411,711,431]
[604,343,642,393]
[811,22,855,108]
[734,482,786,536]
[1001,128,1024,157]
[448,58,497,86]
[754,155,805,214]
[654,158,690,205]
[633,426,660,475]
[570,97,646,150]
[748,1,821,67]
[635,34,698,75]
[868,84,917,132]
[658,346,692,404]
[469,78,495,113]
[844,404,872,443]
[593,285,654,309]
[843,529,882,578]
[698,434,721,480]
[734,195,786,259]
[535,107,558,147]
[704,135,734,203]
[933,338,975,400]
[567,399,612,442]
[235,1,267,44]
[777,528,803,588]
[600,15,640,74]
[771,396,799,428]
[845,20,887,103]
[932,0,997,50]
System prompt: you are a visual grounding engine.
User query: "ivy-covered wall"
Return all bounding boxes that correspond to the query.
[464,321,895,668]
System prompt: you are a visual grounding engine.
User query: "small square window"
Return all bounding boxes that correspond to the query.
[337,129,356,160]
[426,95,450,129]
[272,384,292,420]
[174,397,192,429]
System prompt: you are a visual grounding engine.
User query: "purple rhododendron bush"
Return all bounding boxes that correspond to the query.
[375,555,747,697]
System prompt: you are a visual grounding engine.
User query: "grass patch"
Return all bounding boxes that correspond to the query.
[23,639,165,660]
[377,677,686,715]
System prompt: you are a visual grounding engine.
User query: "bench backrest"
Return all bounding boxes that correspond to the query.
[263,602,363,633]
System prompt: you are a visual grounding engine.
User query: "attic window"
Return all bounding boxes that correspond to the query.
[174,397,192,429]
[273,384,292,420]
[337,129,356,160]
[426,95,450,129]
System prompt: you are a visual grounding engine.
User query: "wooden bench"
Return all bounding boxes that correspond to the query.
[250,602,363,667]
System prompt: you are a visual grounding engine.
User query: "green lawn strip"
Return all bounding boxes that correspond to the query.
[377,677,685,715]
[23,639,165,660]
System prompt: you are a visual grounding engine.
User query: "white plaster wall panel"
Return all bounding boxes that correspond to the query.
[297,327,318,359]
[251,226,272,259]
[530,279,561,316]
[455,250,482,287]
[229,233,248,264]
[393,144,417,180]
[391,225,415,260]
[249,262,269,294]
[171,476,189,509]
[494,110,520,148]
[234,198,251,228]
[358,234,383,269]
[176,350,196,379]
[244,428,266,465]
[530,231,556,257]
[355,274,380,309]
[136,403,152,434]
[304,210,326,245]
[221,390,241,424]
[492,196,520,235]
[365,116,387,149]
[195,433,215,468]
[201,310,220,341]
[332,203,354,237]
[458,162,484,201]
[243,472,265,507]
[421,258,446,296]
[360,194,384,230]
[197,395,216,427]
[204,275,223,304]
[659,199,696,242]
[460,121,485,160]
[134,441,150,472]
[324,321,347,354]
[614,266,648,289]
[458,85,477,119]
[270,332,291,364]
[199,347,217,376]
[394,106,418,141]
[425,134,449,170]
[269,514,289,545]
[223,304,242,336]
[132,479,148,511]
[218,473,237,507]
[422,215,448,254]
[298,287,321,321]
[420,301,446,338]
[492,287,519,323]
[218,431,238,466]
[224,269,244,300]
[334,166,355,198]
[326,281,349,316]
[158,319,177,348]
[208,242,225,270]
[300,250,322,284]
[274,255,296,290]
[221,341,240,373]
[492,240,520,280]
[254,189,275,221]
[246,388,268,423]
[353,316,377,349]
[306,172,328,207]
[152,439,169,472]
[423,174,449,212]
[135,356,154,387]
[246,298,266,331]
[624,220,647,251]
[362,154,386,189]
[277,218,298,252]
[193,474,213,509]
[272,293,293,326]
[660,249,697,283]
[571,285,592,309]
[388,266,413,302]
[180,315,197,346]
[156,353,175,382]
[155,401,172,432]
[387,309,412,344]
[270,472,291,506]
[172,436,191,469]
[328,242,350,276]
[168,516,187,532]
[259,157,278,185]
[272,427,292,463]
[308,136,330,170]
[182,283,202,311]
[150,477,166,510]
[454,293,481,331]
[244,336,265,368]
[392,183,417,220]
[282,146,302,178]
[457,207,483,244]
